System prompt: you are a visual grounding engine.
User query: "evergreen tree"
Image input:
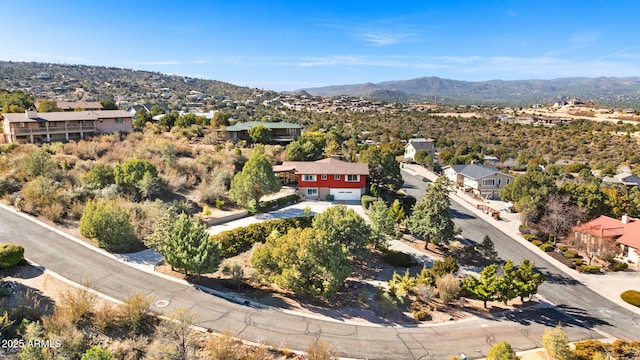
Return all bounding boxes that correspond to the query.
[251,228,351,297]
[312,204,371,258]
[406,176,455,250]
[513,259,544,302]
[496,260,517,305]
[480,235,499,262]
[368,198,396,248]
[461,263,499,308]
[541,325,572,360]
[360,146,403,190]
[147,212,221,277]
[229,152,281,209]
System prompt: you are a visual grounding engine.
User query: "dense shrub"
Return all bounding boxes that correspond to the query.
[523,234,538,242]
[620,290,640,307]
[610,261,629,272]
[558,246,568,252]
[531,240,543,247]
[573,339,607,360]
[539,242,555,252]
[430,256,460,278]
[214,216,313,258]
[382,250,414,267]
[569,258,583,266]
[258,194,299,211]
[361,195,379,209]
[413,309,431,321]
[581,265,601,274]
[563,250,578,259]
[79,199,139,253]
[0,243,24,268]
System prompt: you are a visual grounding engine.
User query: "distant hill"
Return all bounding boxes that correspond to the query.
[301,76,640,107]
[0,61,277,108]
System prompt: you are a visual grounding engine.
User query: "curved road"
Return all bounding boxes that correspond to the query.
[402,171,640,343]
[0,188,629,360]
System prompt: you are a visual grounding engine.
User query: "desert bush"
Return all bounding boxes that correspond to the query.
[558,246,568,252]
[93,303,119,333]
[305,339,338,360]
[382,250,414,267]
[0,243,24,268]
[573,339,607,360]
[581,265,601,274]
[539,242,555,252]
[435,273,460,304]
[0,174,21,196]
[56,286,98,326]
[620,290,640,307]
[21,176,65,214]
[41,202,66,223]
[118,293,153,333]
[415,284,437,303]
[523,234,538,242]
[222,262,245,291]
[486,340,519,360]
[81,346,115,360]
[81,163,115,189]
[563,250,578,259]
[531,240,543,247]
[214,216,313,258]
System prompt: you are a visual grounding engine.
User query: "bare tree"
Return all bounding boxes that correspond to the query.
[575,235,620,266]
[538,194,586,243]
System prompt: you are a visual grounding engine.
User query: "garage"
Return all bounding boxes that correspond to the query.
[330,188,361,201]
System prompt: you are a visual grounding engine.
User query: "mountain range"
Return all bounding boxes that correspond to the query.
[301,76,640,107]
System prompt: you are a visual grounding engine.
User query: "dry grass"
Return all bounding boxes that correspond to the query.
[118,293,153,332]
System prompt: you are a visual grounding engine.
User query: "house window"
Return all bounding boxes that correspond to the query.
[302,175,317,182]
[506,178,511,185]
[321,174,327,180]
[306,188,318,197]
[115,118,125,124]
[346,175,359,182]
[497,179,502,186]
[482,179,495,186]
[334,174,340,180]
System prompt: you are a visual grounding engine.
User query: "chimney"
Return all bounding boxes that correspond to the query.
[622,214,629,224]
[25,110,38,119]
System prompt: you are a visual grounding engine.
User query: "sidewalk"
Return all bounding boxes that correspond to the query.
[402,164,640,315]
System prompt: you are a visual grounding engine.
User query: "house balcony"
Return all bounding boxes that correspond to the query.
[12,125,97,135]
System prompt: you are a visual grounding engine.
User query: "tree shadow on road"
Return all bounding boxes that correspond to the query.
[449,208,476,220]
[537,268,581,286]
[489,305,611,330]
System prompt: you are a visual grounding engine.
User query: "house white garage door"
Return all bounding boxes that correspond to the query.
[330,188,361,201]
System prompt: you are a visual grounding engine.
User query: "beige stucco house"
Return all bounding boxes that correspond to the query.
[443,164,514,200]
[2,110,133,144]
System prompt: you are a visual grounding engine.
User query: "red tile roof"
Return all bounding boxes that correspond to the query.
[573,215,627,238]
[616,220,640,249]
[274,158,369,175]
[574,215,640,250]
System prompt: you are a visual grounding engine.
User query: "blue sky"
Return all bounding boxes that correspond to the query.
[2,1,640,91]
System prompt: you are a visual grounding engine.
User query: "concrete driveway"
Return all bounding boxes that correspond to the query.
[208,200,368,235]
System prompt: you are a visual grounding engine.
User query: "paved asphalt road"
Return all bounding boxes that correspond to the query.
[401,170,640,344]
[0,185,629,360]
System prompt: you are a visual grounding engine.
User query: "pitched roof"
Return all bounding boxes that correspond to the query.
[617,220,640,249]
[444,164,512,180]
[275,157,369,175]
[225,121,301,131]
[3,110,132,123]
[405,138,435,150]
[573,215,627,238]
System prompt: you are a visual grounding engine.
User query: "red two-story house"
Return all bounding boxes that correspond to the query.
[274,157,369,201]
